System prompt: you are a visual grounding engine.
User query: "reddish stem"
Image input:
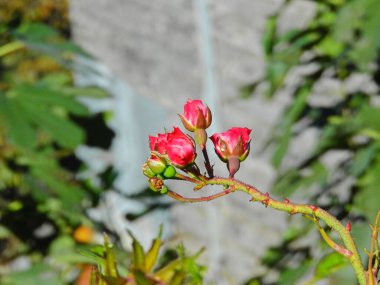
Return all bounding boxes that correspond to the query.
[202,147,214,178]
[167,187,235,203]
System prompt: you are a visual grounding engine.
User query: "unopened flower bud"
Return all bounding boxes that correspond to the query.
[165,127,196,168]
[149,177,164,192]
[210,127,251,177]
[210,127,251,162]
[147,154,167,174]
[179,99,212,132]
[142,163,155,178]
[163,165,176,178]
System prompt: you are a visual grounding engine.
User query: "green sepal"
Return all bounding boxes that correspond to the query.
[160,185,168,194]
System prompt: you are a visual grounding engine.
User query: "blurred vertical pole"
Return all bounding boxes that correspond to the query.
[193,0,222,283]
[194,0,220,133]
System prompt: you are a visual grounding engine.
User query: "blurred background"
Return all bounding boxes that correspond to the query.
[1,0,380,284]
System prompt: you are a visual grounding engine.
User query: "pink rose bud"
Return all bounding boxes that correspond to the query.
[149,133,168,154]
[210,127,252,177]
[165,127,196,168]
[179,99,212,132]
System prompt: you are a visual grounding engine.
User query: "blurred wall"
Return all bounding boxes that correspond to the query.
[69,0,315,283]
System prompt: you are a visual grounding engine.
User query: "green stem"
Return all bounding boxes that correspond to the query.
[174,173,201,184]
[168,176,367,285]
[0,41,25,57]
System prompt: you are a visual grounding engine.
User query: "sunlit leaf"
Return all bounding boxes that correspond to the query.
[314,252,348,279]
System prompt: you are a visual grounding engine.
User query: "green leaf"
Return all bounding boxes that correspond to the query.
[13,84,89,116]
[0,95,36,148]
[128,230,146,271]
[60,86,109,98]
[316,36,344,57]
[16,97,85,148]
[240,82,260,98]
[314,252,348,280]
[50,236,94,264]
[15,22,59,42]
[104,235,119,278]
[272,83,311,168]
[262,15,278,56]
[350,143,379,177]
[145,226,163,272]
[27,151,87,223]
[2,263,63,285]
[39,72,72,87]
[133,270,157,285]
[333,0,363,43]
[356,106,380,133]
[353,155,380,221]
[77,248,106,265]
[168,271,186,285]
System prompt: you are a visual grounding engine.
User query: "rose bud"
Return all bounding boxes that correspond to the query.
[142,162,155,178]
[210,127,252,178]
[165,127,196,168]
[179,99,212,131]
[147,154,167,174]
[149,133,168,154]
[179,99,212,148]
[163,165,176,178]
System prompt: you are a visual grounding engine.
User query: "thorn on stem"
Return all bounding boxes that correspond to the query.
[346,221,352,232]
[309,205,318,212]
[284,198,290,204]
[262,193,270,208]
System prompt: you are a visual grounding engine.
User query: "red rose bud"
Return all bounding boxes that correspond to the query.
[147,154,167,174]
[179,99,212,132]
[210,127,251,178]
[149,133,168,154]
[210,127,252,162]
[165,127,196,168]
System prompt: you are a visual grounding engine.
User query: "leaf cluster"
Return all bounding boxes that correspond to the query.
[0,4,111,285]
[81,228,206,285]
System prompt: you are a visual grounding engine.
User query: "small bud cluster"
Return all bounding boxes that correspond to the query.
[142,99,252,192]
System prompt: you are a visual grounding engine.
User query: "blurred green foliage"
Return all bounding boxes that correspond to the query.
[80,228,205,285]
[242,0,380,284]
[0,1,111,284]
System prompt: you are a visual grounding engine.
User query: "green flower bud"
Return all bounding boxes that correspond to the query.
[142,163,155,178]
[163,165,176,178]
[147,154,167,174]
